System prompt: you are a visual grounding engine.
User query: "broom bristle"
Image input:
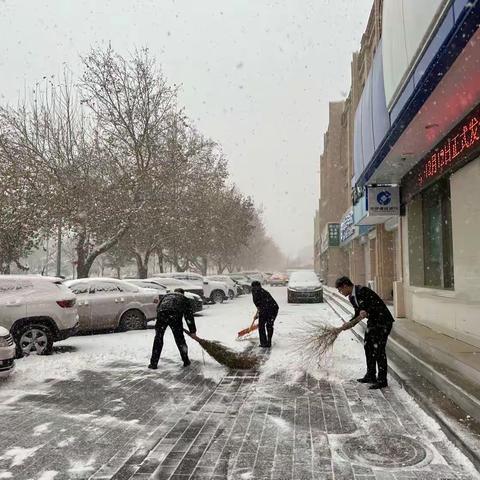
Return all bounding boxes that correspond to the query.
[292,322,340,367]
[189,333,259,370]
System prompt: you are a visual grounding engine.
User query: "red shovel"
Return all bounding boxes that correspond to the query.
[237,316,258,339]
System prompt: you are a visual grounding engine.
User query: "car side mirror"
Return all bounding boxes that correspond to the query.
[203,281,209,285]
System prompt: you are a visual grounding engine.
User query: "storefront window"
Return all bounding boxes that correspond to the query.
[408,179,454,289]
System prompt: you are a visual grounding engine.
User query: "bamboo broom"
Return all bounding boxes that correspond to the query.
[184,330,259,370]
[293,315,363,366]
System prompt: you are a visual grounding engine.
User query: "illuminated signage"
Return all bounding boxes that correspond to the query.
[403,103,480,201]
[340,211,355,244]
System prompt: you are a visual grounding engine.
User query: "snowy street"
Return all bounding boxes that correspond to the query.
[0,287,478,480]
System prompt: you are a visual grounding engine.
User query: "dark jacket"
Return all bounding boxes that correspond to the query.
[348,285,394,329]
[252,288,279,317]
[157,292,196,333]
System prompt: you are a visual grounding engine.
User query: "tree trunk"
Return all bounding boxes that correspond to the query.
[75,224,128,278]
[116,267,121,279]
[134,250,151,279]
[200,257,208,276]
[157,249,164,273]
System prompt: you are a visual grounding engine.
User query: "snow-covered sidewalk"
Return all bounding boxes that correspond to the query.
[0,288,478,479]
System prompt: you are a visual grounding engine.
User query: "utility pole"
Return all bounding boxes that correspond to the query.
[56,222,62,277]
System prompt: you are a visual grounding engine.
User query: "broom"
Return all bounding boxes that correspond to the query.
[184,330,259,370]
[293,315,363,366]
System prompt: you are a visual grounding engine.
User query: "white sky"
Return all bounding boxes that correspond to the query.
[0,0,372,257]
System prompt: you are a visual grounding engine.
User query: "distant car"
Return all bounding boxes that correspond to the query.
[269,273,289,286]
[127,279,203,313]
[152,273,229,304]
[287,271,323,303]
[241,271,265,284]
[0,326,15,377]
[147,277,204,299]
[206,275,239,299]
[0,275,79,356]
[228,274,252,294]
[65,278,159,332]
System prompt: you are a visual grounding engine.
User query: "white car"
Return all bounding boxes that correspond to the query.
[0,275,79,356]
[153,272,229,304]
[0,326,15,377]
[207,275,239,299]
[65,278,159,332]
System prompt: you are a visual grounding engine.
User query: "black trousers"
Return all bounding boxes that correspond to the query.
[364,323,392,383]
[258,310,278,347]
[150,313,189,366]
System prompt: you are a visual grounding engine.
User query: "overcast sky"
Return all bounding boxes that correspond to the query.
[0,0,372,257]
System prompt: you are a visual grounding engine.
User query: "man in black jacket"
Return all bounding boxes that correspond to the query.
[335,276,394,389]
[149,288,197,369]
[251,281,279,348]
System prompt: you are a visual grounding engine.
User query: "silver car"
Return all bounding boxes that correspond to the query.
[287,270,324,303]
[65,278,159,332]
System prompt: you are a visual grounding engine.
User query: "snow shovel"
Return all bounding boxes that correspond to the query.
[237,316,258,339]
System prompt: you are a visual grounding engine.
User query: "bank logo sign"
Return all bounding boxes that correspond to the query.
[377,190,392,206]
[368,186,399,216]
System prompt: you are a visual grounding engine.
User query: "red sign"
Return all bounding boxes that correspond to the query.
[402,103,480,203]
[416,106,480,188]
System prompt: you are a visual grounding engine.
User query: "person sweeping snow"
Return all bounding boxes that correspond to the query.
[148,288,197,369]
[251,281,279,348]
[335,276,394,389]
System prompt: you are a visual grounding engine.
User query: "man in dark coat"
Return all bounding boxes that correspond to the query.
[251,280,279,348]
[149,288,197,369]
[335,276,394,389]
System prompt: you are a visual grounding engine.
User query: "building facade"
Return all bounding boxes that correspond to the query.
[351,0,480,345]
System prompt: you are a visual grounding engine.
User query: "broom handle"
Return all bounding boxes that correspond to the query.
[339,315,363,332]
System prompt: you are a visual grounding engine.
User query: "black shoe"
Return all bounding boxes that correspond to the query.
[259,344,269,348]
[357,376,376,383]
[183,360,191,367]
[148,364,158,370]
[369,382,388,390]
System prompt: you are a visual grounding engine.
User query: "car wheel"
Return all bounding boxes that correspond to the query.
[228,289,235,300]
[287,292,293,303]
[317,293,324,303]
[118,310,147,331]
[211,290,225,304]
[15,323,53,357]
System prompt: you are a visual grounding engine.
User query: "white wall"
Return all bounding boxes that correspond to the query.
[382,0,447,108]
[403,157,480,348]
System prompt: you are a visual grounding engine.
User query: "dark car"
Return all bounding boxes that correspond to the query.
[287,270,323,303]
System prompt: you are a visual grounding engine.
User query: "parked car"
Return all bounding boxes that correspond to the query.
[0,326,15,377]
[0,275,79,356]
[127,279,203,313]
[287,270,323,303]
[206,275,239,299]
[268,272,289,286]
[64,278,158,332]
[241,271,266,284]
[148,276,204,298]
[152,273,229,304]
[228,274,252,294]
